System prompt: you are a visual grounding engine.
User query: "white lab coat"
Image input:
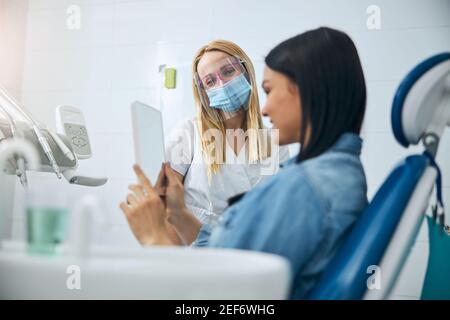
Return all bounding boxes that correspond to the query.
[165,118,290,225]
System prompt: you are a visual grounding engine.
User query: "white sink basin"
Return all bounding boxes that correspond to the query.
[0,243,291,299]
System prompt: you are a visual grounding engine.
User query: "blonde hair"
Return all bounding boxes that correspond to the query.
[192,39,270,180]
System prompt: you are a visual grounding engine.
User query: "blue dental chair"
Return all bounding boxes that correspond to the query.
[308,52,450,300]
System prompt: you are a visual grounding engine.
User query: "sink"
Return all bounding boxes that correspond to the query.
[0,242,291,299]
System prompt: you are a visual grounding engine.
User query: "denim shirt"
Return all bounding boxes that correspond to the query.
[193,133,368,299]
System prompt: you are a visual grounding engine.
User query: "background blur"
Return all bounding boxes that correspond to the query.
[0,0,449,299]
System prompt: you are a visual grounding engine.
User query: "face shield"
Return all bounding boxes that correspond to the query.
[194,56,252,120]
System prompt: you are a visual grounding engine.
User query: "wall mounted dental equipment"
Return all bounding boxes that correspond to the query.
[0,84,107,188]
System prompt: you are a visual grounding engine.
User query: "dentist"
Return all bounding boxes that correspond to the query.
[120,27,368,299]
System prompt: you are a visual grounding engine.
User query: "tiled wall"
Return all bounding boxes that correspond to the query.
[10,0,450,299]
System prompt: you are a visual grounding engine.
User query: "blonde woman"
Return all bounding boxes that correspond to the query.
[162,40,289,226]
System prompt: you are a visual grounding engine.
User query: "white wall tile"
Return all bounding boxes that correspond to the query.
[362,81,398,133]
[26,3,115,50]
[105,132,135,180]
[157,0,213,43]
[113,0,212,45]
[352,27,450,82]
[111,45,159,89]
[22,47,114,93]
[109,88,158,134]
[113,0,163,45]
[212,0,450,39]
[212,0,359,41]
[21,90,113,133]
[28,0,116,11]
[371,0,450,30]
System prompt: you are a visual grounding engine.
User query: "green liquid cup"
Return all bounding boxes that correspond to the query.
[25,187,70,256]
[26,207,69,255]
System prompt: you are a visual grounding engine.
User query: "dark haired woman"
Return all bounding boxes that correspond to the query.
[120,27,368,299]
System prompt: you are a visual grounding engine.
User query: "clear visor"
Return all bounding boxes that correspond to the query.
[194,56,251,119]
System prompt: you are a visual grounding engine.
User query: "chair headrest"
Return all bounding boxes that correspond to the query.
[392,52,450,149]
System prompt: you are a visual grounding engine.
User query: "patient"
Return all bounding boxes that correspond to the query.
[119,27,368,299]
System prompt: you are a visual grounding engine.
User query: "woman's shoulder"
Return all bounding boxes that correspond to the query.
[174,117,197,131]
[250,160,314,201]
[165,118,198,175]
[300,151,367,213]
[300,148,366,188]
[234,161,328,222]
[168,118,198,140]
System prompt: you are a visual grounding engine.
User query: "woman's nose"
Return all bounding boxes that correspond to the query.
[216,77,226,87]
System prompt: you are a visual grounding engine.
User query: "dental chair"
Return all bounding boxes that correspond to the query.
[308,52,450,300]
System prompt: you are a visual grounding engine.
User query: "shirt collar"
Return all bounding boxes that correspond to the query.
[280,156,297,168]
[280,133,363,168]
[330,132,363,156]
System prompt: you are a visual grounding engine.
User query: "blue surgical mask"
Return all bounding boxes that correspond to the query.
[206,74,251,113]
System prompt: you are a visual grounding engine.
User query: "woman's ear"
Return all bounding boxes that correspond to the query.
[287,79,299,96]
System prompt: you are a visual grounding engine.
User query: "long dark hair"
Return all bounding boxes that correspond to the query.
[265,27,366,162]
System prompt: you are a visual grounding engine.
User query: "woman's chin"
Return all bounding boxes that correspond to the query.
[277,137,289,146]
[277,135,298,146]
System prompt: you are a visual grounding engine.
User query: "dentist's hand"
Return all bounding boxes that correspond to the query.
[119,164,175,246]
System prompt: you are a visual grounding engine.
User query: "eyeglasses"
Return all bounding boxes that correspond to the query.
[196,57,247,90]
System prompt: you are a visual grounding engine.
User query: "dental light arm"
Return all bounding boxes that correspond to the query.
[0,84,61,179]
[0,101,29,188]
